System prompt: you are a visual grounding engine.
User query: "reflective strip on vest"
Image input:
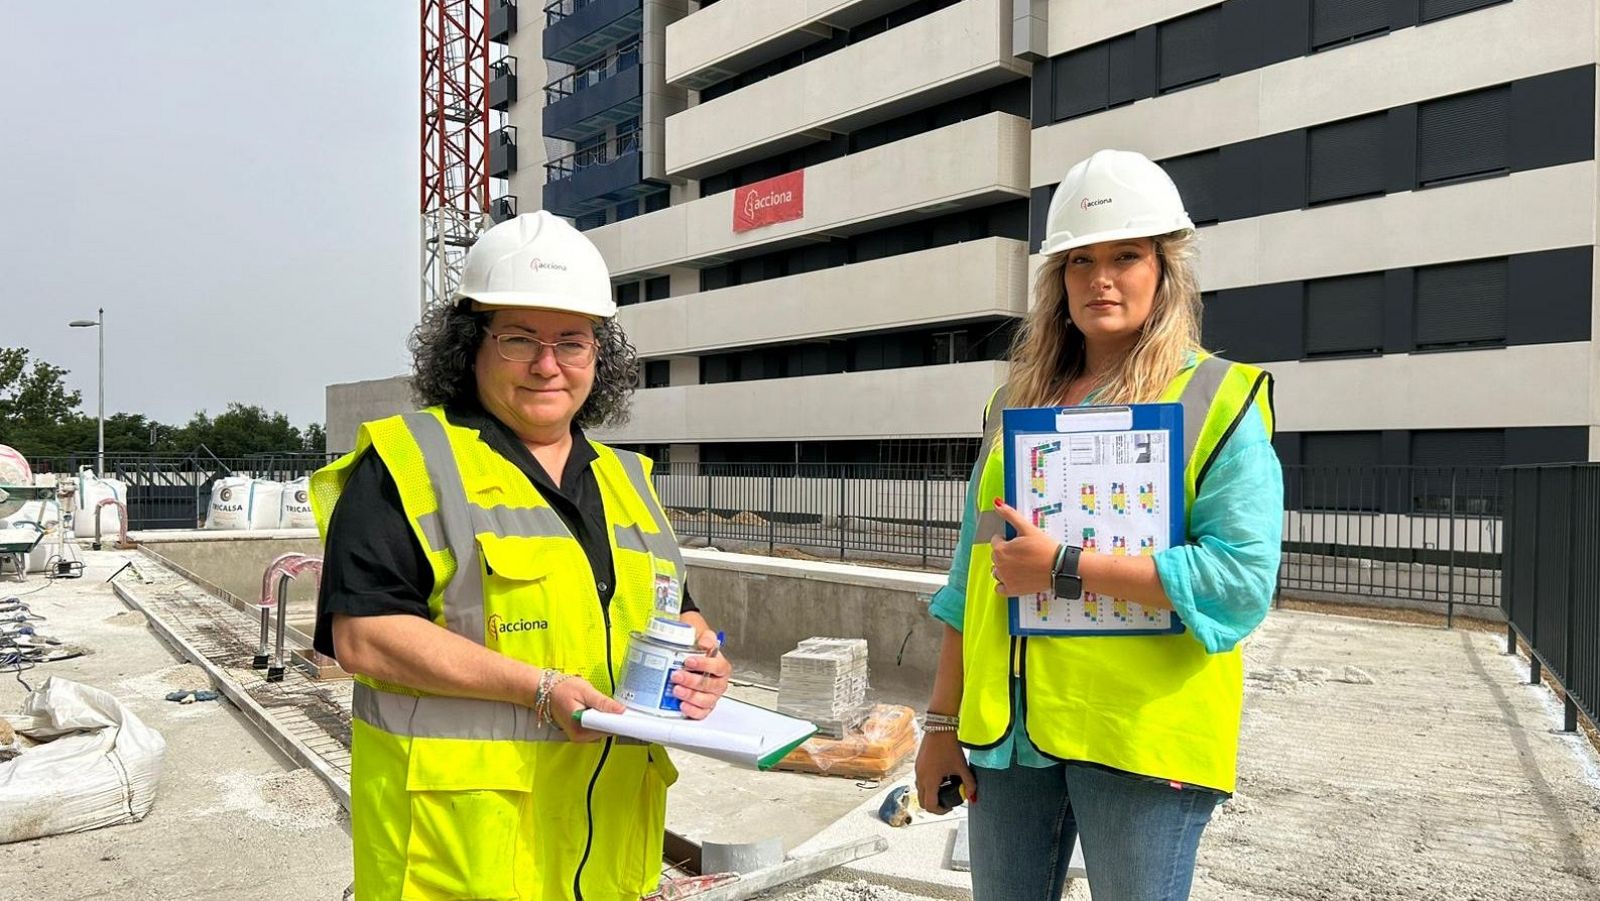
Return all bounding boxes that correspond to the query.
[353,681,567,743]
[611,450,686,573]
[969,358,1234,545]
[403,411,487,644]
[417,503,571,551]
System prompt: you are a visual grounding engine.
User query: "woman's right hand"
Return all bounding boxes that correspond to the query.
[547,675,628,742]
[915,730,977,814]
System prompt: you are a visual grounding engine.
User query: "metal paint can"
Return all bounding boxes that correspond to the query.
[617,616,698,717]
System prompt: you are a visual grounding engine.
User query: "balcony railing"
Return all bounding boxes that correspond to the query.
[544,128,640,183]
[544,41,639,102]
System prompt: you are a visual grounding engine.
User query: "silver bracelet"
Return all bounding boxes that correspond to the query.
[923,711,960,728]
[923,723,958,734]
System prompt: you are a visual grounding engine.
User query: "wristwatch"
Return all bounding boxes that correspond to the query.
[1052,543,1083,600]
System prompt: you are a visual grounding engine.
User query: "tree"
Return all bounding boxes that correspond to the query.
[181,404,303,459]
[301,422,327,453]
[0,347,86,456]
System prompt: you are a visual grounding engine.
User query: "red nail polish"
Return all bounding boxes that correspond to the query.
[993,498,1003,508]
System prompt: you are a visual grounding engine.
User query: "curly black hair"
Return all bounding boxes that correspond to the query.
[408,301,639,429]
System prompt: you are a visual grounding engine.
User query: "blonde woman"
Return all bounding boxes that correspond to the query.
[914,150,1283,901]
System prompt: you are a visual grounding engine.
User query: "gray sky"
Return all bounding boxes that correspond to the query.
[1,2,420,430]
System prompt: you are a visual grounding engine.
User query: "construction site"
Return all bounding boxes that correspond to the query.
[6,1,1600,900]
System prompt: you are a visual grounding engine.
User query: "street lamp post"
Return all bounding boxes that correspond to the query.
[68,308,104,475]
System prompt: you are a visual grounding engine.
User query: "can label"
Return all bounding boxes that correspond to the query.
[617,634,694,717]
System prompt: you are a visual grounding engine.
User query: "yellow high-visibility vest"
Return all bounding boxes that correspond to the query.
[958,355,1275,792]
[311,407,685,901]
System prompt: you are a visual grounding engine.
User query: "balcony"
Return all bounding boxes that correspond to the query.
[619,237,1028,357]
[489,0,517,43]
[664,0,1028,179]
[489,126,518,178]
[542,130,650,217]
[592,360,1010,444]
[666,0,913,91]
[491,195,518,223]
[588,111,1030,278]
[488,57,518,111]
[544,0,644,65]
[543,47,643,142]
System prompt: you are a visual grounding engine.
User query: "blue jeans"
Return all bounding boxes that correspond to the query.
[967,763,1220,901]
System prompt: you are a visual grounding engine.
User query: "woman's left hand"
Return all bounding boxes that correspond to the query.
[672,631,732,719]
[990,499,1061,597]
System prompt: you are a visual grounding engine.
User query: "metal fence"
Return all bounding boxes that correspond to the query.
[1278,465,1504,622]
[28,451,336,530]
[1502,464,1600,733]
[652,462,1509,613]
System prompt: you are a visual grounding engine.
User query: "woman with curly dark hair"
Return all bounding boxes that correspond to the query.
[309,212,729,901]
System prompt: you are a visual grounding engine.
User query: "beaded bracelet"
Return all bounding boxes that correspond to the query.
[533,669,572,727]
[923,723,958,734]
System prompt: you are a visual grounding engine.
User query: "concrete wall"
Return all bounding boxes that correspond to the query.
[618,236,1029,357]
[1266,343,1592,433]
[643,0,692,182]
[590,111,1031,277]
[505,12,549,206]
[326,375,413,455]
[666,0,906,87]
[664,0,1029,178]
[591,359,1009,443]
[683,548,946,693]
[140,533,325,638]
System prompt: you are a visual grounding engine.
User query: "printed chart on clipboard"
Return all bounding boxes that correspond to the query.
[1001,403,1187,636]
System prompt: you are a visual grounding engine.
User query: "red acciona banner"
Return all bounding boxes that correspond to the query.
[732,170,804,232]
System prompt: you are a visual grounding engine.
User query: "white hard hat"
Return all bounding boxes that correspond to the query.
[451,211,617,318]
[1039,149,1194,256]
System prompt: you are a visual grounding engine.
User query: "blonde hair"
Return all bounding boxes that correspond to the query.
[1006,230,1205,407]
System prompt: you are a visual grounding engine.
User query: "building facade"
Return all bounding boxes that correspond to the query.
[579,0,1599,470]
[328,0,1599,471]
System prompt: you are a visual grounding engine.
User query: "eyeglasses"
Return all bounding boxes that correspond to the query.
[490,333,599,367]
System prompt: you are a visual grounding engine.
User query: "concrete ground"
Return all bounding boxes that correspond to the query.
[0,553,351,901]
[771,611,1600,901]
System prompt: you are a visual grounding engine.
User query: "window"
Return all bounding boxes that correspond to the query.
[1410,429,1504,514]
[575,210,607,231]
[932,331,969,365]
[615,282,640,307]
[574,133,607,169]
[1414,259,1507,350]
[644,361,670,388]
[645,276,670,301]
[1053,43,1108,121]
[1160,150,1220,224]
[1105,33,1140,108]
[1304,274,1384,356]
[1311,0,1388,50]
[1420,0,1506,23]
[1300,431,1383,510]
[1307,114,1386,204]
[1417,87,1509,186]
[1158,7,1220,93]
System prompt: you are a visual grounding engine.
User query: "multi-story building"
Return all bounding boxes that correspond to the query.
[586,0,1598,471]
[330,0,1599,474]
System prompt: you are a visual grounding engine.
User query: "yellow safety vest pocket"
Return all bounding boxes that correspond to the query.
[404,787,534,900]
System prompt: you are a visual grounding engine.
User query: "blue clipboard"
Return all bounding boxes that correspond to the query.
[1001,403,1186,637]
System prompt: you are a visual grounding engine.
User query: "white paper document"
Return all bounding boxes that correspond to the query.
[578,697,816,770]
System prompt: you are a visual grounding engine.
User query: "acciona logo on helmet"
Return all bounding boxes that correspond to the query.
[1080,197,1113,211]
[528,257,568,273]
[743,186,794,220]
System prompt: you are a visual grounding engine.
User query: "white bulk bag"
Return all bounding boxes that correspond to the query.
[247,480,285,530]
[73,470,127,537]
[205,476,253,530]
[279,477,315,529]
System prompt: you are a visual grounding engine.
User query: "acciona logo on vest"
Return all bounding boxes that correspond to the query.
[488,613,549,634]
